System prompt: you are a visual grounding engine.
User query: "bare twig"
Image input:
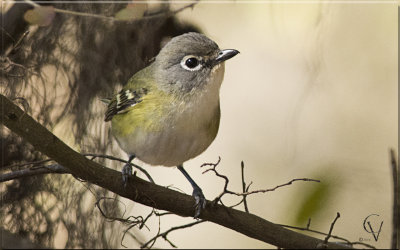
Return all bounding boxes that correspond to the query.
[141,220,205,249]
[241,161,250,213]
[201,158,320,207]
[11,97,31,114]
[307,218,312,230]
[227,181,253,210]
[1,27,29,57]
[95,197,129,224]
[0,163,68,182]
[238,178,320,196]
[324,212,341,245]
[154,211,174,217]
[2,158,53,170]
[200,156,229,203]
[1,56,26,71]
[95,197,157,248]
[390,149,398,250]
[23,0,198,22]
[1,56,37,77]
[11,30,30,53]
[278,223,375,249]
[83,153,155,183]
[120,209,156,248]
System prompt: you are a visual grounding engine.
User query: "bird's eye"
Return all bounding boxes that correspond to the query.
[185,57,199,68]
[180,56,202,71]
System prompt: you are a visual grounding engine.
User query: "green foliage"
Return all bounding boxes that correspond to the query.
[290,168,340,227]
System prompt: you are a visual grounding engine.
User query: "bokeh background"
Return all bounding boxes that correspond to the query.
[1,1,397,249]
[137,2,397,249]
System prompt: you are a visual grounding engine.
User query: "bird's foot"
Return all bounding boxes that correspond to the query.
[122,164,133,188]
[193,187,206,219]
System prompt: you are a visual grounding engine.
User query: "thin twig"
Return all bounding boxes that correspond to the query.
[390,149,398,250]
[237,178,320,196]
[23,0,198,23]
[241,161,250,213]
[278,223,376,249]
[0,164,68,182]
[141,220,205,249]
[154,211,174,217]
[306,218,311,230]
[2,158,53,170]
[53,7,115,21]
[120,209,155,248]
[10,30,30,54]
[95,197,128,223]
[11,97,31,114]
[83,153,154,183]
[227,182,253,210]
[200,156,230,203]
[201,157,320,212]
[324,212,341,245]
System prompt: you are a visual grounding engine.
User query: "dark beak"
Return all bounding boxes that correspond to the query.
[215,49,240,63]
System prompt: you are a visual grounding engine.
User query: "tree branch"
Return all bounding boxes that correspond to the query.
[22,0,198,22]
[390,149,398,249]
[0,93,351,249]
[0,163,68,182]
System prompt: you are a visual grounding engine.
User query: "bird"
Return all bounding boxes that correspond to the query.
[104,32,239,218]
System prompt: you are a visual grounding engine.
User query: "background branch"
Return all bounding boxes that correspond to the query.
[390,149,398,249]
[23,0,198,22]
[0,93,351,249]
[0,163,68,182]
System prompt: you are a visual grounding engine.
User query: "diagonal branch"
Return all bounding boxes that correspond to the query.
[0,93,351,249]
[324,212,341,245]
[0,163,68,182]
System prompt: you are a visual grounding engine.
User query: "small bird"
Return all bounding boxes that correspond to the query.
[104,32,239,218]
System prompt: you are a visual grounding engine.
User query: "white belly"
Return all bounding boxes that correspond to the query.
[115,100,220,167]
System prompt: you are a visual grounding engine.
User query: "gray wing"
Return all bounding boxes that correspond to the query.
[104,88,148,122]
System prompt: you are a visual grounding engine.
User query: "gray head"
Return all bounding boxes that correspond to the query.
[153,32,239,94]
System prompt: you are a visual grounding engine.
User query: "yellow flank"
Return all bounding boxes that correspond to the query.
[111,89,169,137]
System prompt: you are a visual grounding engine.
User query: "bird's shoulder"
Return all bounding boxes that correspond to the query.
[104,73,151,122]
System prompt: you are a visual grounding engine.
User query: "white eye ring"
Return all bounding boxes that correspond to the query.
[180,55,202,71]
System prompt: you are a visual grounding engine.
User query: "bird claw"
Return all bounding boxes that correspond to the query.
[193,187,206,219]
[122,164,133,188]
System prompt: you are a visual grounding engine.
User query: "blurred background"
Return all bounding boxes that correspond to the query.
[1,1,397,249]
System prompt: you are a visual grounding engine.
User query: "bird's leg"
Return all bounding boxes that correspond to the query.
[177,165,206,218]
[122,154,135,187]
